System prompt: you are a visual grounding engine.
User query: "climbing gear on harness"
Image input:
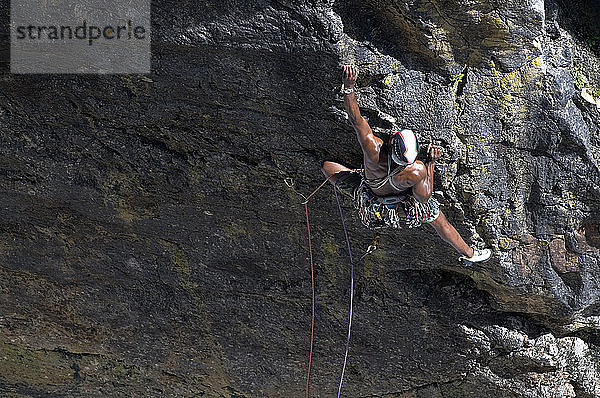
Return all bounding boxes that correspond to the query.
[355,180,405,229]
[390,129,419,167]
[355,169,440,230]
[402,195,440,228]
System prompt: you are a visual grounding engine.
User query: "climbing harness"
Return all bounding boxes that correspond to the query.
[363,146,409,192]
[355,169,440,230]
[286,176,377,398]
[355,179,405,229]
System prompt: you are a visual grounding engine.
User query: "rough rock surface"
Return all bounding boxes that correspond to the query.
[1,0,600,397]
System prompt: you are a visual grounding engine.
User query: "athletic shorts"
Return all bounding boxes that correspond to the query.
[333,170,362,199]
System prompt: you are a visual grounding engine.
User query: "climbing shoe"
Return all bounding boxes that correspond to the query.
[461,247,492,264]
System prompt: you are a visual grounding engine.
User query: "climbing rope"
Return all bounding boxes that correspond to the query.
[285,175,378,398]
[332,184,380,397]
[304,199,315,398]
[285,177,327,398]
[333,181,353,398]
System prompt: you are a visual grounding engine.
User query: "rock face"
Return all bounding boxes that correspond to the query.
[1,0,600,397]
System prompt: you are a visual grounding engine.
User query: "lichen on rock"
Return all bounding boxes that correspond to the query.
[1,0,600,397]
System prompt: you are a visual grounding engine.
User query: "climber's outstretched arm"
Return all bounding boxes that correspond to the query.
[342,65,381,163]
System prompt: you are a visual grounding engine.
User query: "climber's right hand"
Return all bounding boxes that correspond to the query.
[342,64,358,89]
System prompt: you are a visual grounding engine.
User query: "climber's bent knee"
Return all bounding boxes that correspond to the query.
[321,161,351,178]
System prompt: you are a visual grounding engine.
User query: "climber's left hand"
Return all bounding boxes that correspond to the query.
[427,144,443,163]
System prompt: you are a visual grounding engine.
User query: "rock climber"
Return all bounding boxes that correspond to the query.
[322,64,491,264]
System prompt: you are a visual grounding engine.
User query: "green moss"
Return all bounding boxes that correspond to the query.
[363,258,374,278]
[102,171,156,223]
[168,244,199,298]
[491,57,543,95]
[320,237,341,282]
[286,225,301,243]
[224,221,247,238]
[321,239,338,256]
[382,73,403,89]
[161,241,210,330]
[172,246,188,269]
[120,74,153,97]
[0,342,218,395]
[113,361,142,381]
[0,344,72,386]
[439,381,470,397]
[488,58,546,132]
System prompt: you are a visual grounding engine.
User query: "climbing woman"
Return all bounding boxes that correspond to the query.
[322,64,491,264]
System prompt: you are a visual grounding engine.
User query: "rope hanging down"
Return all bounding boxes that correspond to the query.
[285,175,378,398]
[333,180,354,398]
[304,199,315,398]
[285,176,330,398]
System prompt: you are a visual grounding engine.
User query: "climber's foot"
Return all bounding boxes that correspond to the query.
[460,247,492,265]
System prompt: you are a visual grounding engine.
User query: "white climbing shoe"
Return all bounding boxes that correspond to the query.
[461,247,492,264]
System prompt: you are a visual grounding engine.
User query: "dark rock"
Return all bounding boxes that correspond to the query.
[1,0,600,397]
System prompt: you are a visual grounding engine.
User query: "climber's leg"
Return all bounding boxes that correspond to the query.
[429,210,474,257]
[321,161,361,198]
[429,211,492,263]
[321,161,351,182]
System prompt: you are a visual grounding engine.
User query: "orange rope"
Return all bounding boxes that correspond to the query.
[302,174,333,204]
[287,175,330,398]
[305,201,315,398]
[286,173,355,398]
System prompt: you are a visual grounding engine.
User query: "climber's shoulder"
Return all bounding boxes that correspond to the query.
[399,160,427,183]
